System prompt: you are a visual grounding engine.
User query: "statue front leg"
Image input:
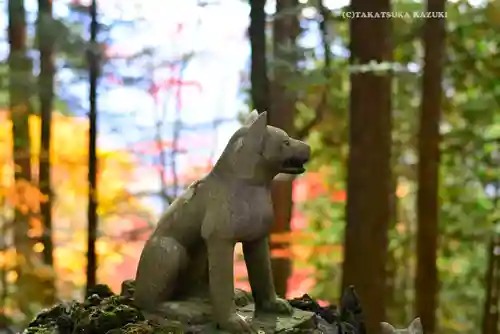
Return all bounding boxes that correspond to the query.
[206,238,256,333]
[243,237,293,315]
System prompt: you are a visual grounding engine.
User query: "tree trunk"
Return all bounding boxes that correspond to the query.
[385,177,398,323]
[37,0,56,305]
[249,0,269,114]
[481,183,500,334]
[341,0,393,332]
[268,0,300,298]
[492,254,500,334]
[248,0,297,297]
[415,0,446,331]
[86,0,99,294]
[482,239,495,334]
[8,0,38,314]
[482,236,500,334]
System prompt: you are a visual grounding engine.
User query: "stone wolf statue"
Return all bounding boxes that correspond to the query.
[133,110,311,333]
[381,317,423,334]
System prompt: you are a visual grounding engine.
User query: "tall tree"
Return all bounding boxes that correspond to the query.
[86,0,99,294]
[37,0,56,305]
[341,0,393,333]
[249,0,269,114]
[249,0,327,296]
[249,0,292,294]
[415,0,446,332]
[268,0,301,297]
[8,0,38,314]
[385,177,399,322]
[482,232,500,334]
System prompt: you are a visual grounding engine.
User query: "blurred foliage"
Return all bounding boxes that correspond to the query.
[2,0,500,333]
[0,113,153,325]
[284,0,500,333]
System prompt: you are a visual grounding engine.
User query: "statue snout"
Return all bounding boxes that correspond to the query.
[293,140,310,164]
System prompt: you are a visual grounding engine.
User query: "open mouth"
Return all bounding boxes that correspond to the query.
[280,157,308,174]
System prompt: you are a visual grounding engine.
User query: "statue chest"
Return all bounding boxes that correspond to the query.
[227,186,274,242]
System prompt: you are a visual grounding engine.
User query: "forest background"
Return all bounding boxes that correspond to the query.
[1,0,499,333]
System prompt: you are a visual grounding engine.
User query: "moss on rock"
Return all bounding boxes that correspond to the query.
[24,284,152,334]
[23,283,363,333]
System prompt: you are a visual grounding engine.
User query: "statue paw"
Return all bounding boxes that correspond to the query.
[217,313,257,333]
[257,297,293,315]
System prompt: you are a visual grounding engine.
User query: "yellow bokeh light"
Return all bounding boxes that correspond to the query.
[6,270,18,283]
[396,183,409,198]
[33,242,45,253]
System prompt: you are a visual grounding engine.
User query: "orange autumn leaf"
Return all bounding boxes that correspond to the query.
[271,248,293,259]
[313,244,343,255]
[4,179,48,213]
[270,231,315,244]
[0,248,17,268]
[271,244,342,260]
[27,217,43,238]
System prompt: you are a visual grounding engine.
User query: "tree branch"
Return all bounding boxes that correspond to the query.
[296,0,331,139]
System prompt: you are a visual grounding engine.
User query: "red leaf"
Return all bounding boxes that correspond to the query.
[290,209,307,230]
[132,140,187,155]
[331,190,346,202]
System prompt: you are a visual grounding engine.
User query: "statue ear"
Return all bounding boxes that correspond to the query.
[244,111,267,149]
[245,109,260,125]
[380,322,395,334]
[408,317,423,334]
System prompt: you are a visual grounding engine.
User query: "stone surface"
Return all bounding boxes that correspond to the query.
[23,284,378,333]
[23,284,319,334]
[153,299,315,333]
[121,281,317,332]
[142,288,316,333]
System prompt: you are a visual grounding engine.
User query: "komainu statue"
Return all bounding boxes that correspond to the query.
[133,110,310,333]
[381,317,423,334]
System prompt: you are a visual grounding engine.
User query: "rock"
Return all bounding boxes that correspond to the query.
[289,293,338,323]
[120,279,135,298]
[86,284,115,299]
[136,287,316,333]
[288,293,359,334]
[24,294,145,334]
[23,283,367,334]
[150,297,316,333]
[339,286,366,334]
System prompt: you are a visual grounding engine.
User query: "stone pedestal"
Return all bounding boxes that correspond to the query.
[137,288,316,333]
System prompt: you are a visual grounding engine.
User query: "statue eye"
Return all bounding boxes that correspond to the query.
[284,140,290,146]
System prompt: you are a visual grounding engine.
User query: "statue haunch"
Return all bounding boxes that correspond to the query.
[133,110,311,333]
